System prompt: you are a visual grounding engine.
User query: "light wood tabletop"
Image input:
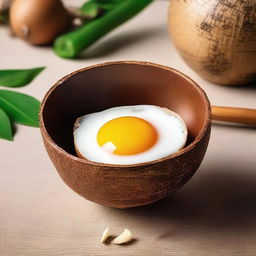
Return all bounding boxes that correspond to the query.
[1,1,256,255]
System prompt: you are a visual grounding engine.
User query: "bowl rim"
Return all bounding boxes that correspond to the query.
[39,61,211,168]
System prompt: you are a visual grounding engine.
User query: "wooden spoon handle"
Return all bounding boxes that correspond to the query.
[211,106,256,126]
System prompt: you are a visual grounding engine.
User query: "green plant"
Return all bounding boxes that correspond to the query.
[0,67,44,140]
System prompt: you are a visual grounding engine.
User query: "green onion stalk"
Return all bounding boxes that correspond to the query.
[54,0,153,58]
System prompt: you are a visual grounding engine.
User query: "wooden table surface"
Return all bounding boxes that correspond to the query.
[1,1,256,255]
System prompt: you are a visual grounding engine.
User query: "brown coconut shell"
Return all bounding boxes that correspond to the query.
[39,61,211,208]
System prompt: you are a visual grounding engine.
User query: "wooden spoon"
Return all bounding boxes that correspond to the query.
[212,106,256,126]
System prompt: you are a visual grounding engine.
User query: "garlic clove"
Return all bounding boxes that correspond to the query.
[111,228,132,244]
[101,227,110,243]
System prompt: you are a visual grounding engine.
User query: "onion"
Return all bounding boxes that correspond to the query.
[168,0,256,85]
[10,0,70,45]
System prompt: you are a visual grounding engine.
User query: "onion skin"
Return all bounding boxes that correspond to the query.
[10,0,70,45]
[169,0,256,86]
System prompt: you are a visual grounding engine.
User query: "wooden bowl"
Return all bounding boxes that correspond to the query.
[39,61,211,208]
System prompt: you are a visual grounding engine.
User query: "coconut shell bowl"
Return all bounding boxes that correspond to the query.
[39,61,256,209]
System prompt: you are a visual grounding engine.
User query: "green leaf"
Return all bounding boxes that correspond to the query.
[79,0,121,19]
[0,67,45,87]
[0,108,13,141]
[0,90,40,127]
[80,1,100,19]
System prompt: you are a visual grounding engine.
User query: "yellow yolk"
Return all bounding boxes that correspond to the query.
[97,116,158,155]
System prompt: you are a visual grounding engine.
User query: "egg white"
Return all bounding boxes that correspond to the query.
[74,105,188,165]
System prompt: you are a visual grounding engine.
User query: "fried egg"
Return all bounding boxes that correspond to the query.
[74,105,187,165]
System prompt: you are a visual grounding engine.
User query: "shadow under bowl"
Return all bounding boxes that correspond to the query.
[39,61,211,208]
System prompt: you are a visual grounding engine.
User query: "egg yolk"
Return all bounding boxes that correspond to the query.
[97,116,158,155]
